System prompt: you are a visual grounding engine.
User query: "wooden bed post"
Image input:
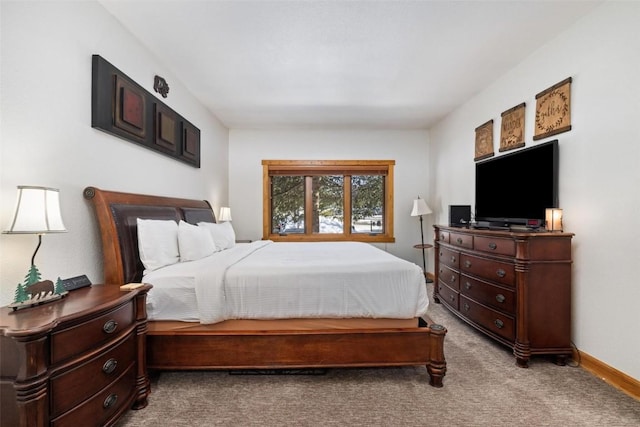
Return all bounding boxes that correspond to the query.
[427,324,447,387]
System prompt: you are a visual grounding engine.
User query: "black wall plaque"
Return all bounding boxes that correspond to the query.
[91,54,201,168]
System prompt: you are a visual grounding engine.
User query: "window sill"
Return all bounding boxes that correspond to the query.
[264,234,395,243]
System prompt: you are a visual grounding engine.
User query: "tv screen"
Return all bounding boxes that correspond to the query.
[475,140,558,227]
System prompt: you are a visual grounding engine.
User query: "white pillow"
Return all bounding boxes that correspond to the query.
[136,218,179,273]
[198,221,236,250]
[178,220,216,262]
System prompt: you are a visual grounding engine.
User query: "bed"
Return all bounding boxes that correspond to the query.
[83,186,447,387]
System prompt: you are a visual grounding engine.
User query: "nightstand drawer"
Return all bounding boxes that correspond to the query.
[459,295,515,342]
[459,253,515,287]
[51,302,135,364]
[51,364,136,427]
[460,275,515,315]
[50,333,135,418]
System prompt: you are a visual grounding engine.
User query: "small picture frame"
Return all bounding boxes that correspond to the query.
[474,119,494,161]
[500,103,526,152]
[534,77,572,140]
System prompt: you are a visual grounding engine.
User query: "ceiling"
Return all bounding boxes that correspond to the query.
[100,1,601,130]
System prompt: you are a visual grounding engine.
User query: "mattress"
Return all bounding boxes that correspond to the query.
[143,241,428,324]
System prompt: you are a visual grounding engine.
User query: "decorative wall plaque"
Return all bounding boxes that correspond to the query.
[92,54,200,167]
[154,103,178,152]
[114,76,146,140]
[500,103,526,152]
[474,119,494,161]
[534,77,572,140]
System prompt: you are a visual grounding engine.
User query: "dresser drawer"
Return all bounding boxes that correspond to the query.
[438,246,459,269]
[437,282,459,310]
[51,364,136,427]
[437,265,460,291]
[459,295,515,342]
[51,302,135,364]
[460,275,516,315]
[50,333,135,418]
[459,253,515,287]
[449,232,473,249]
[437,230,450,243]
[474,236,515,257]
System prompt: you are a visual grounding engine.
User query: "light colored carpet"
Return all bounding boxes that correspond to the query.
[117,286,640,426]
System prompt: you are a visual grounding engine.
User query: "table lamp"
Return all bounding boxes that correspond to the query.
[3,186,67,303]
[219,207,232,222]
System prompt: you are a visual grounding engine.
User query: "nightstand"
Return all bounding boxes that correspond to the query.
[0,284,152,427]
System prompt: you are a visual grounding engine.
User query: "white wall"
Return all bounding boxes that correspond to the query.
[228,129,432,264]
[429,1,640,380]
[0,1,229,303]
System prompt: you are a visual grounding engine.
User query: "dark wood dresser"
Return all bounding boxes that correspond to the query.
[0,284,151,427]
[434,225,573,367]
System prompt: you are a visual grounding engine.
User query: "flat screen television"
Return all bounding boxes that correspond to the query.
[475,140,558,227]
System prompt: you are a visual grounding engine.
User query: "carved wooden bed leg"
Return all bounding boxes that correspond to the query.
[427,323,447,387]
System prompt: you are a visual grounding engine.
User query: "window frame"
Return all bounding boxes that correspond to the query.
[262,160,395,243]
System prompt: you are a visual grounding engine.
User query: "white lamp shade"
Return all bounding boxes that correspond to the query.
[219,207,232,222]
[4,186,66,233]
[411,198,432,217]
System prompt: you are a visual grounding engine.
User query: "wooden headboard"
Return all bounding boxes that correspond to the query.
[83,186,215,284]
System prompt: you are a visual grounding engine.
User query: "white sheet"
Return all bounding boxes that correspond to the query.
[143,241,428,324]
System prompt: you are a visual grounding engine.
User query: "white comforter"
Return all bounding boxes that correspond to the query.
[145,241,428,324]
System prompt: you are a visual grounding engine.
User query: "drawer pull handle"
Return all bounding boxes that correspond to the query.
[456,237,463,244]
[451,256,456,263]
[102,358,118,374]
[441,234,445,240]
[494,319,504,329]
[103,320,118,334]
[439,251,443,257]
[495,294,506,303]
[464,260,472,268]
[449,275,456,283]
[465,282,471,290]
[449,295,455,302]
[496,269,506,278]
[488,242,497,250]
[463,303,470,311]
[103,393,118,409]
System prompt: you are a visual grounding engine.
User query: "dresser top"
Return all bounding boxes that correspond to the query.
[434,224,574,238]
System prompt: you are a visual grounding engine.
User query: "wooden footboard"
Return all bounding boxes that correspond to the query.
[147,321,447,387]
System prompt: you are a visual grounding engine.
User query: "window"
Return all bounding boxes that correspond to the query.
[262,160,395,243]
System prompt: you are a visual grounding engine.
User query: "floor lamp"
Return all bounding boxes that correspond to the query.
[411,197,433,283]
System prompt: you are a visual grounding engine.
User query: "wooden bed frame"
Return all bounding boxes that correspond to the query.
[84,186,447,387]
